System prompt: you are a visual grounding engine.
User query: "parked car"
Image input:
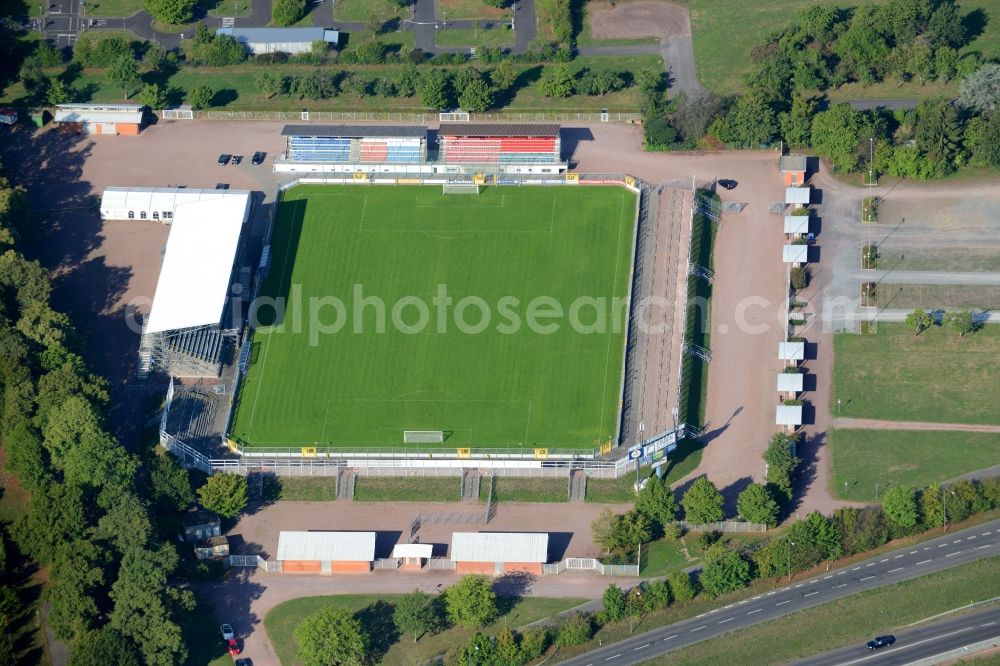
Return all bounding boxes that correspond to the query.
[718,179,738,190]
[215,183,229,190]
[226,639,241,656]
[251,151,266,165]
[220,624,234,640]
[866,635,896,650]
[232,155,243,165]
[217,154,231,166]
[235,660,252,666]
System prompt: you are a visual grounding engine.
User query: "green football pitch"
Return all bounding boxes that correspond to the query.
[229,185,637,451]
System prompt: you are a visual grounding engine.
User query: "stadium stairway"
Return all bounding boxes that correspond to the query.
[568,469,586,502]
[461,469,480,502]
[337,469,355,500]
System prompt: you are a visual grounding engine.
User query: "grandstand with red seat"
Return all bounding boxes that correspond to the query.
[438,123,562,169]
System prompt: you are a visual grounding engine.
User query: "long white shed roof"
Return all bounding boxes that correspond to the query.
[784,215,810,234]
[776,404,803,426]
[785,187,811,205]
[100,187,251,220]
[777,373,804,392]
[783,244,809,263]
[778,341,805,361]
[451,532,548,563]
[277,531,376,561]
[144,191,251,334]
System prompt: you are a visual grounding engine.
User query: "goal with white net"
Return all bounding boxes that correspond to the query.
[442,183,480,195]
[404,430,445,444]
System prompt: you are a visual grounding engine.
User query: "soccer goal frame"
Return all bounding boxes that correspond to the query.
[404,430,445,444]
[442,183,480,195]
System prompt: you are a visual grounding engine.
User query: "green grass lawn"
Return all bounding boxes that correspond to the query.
[687,0,998,95]
[832,429,1000,500]
[479,476,567,502]
[82,0,143,16]
[354,476,461,501]
[273,477,339,500]
[206,0,252,18]
[640,537,691,576]
[334,0,406,22]
[875,283,1000,310]
[437,0,507,20]
[230,185,635,451]
[656,556,1000,665]
[435,25,516,47]
[833,322,1000,425]
[265,594,586,666]
[887,248,1000,273]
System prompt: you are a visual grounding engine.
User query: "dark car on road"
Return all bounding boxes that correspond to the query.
[719,179,738,190]
[251,151,266,165]
[217,154,231,166]
[866,635,896,650]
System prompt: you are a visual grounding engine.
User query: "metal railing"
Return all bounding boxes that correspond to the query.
[194,110,642,124]
[677,520,768,533]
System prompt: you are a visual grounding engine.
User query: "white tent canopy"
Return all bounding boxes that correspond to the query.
[776,404,803,426]
[783,244,809,263]
[777,373,804,392]
[785,187,811,205]
[784,215,810,234]
[144,192,251,334]
[779,341,805,361]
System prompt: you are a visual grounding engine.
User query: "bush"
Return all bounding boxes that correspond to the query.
[790,266,810,289]
[273,0,308,26]
[696,530,721,549]
[187,85,214,110]
[667,571,697,602]
[555,613,593,646]
[700,548,752,597]
[663,522,684,540]
[144,0,197,25]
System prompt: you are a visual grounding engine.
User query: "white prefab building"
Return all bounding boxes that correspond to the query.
[137,190,252,377]
[216,27,339,54]
[277,531,376,574]
[783,244,809,264]
[777,372,804,394]
[779,340,806,362]
[776,404,803,428]
[785,187,811,206]
[54,103,144,135]
[100,187,249,223]
[452,532,549,575]
[784,215,810,236]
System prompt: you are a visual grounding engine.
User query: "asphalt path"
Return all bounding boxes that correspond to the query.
[793,604,1000,666]
[559,519,1000,666]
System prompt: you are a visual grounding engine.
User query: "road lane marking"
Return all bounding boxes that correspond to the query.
[776,600,792,606]
[663,635,677,641]
[916,559,932,565]
[837,571,846,575]
[804,591,819,597]
[981,622,997,627]
[606,654,621,661]
[724,604,733,609]
[953,540,962,544]
[879,559,888,563]
[836,583,847,588]
[824,575,833,580]
[852,567,861,571]
[924,547,931,550]
[894,555,903,558]
[737,600,748,605]
[752,596,762,600]
[909,550,917,554]
[945,551,962,557]
[690,626,707,632]
[794,584,803,588]
[967,536,976,539]
[938,544,948,548]
[766,591,776,596]
[982,532,992,536]
[860,576,876,581]
[977,544,991,549]
[888,567,904,573]
[696,613,706,618]
[865,563,875,567]
[719,618,734,624]
[747,609,762,615]
[633,644,649,651]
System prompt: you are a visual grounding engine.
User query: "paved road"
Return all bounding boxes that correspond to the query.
[559,519,1000,666]
[793,604,1000,666]
[848,270,1000,285]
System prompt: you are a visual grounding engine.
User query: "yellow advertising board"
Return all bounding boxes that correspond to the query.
[534,448,549,459]
[457,448,472,459]
[566,173,580,183]
[301,446,317,457]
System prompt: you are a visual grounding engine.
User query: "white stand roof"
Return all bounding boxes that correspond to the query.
[783,244,809,264]
[277,531,376,562]
[779,341,805,361]
[144,192,251,334]
[776,404,804,426]
[784,215,810,234]
[452,532,548,563]
[785,187,811,205]
[777,373,804,392]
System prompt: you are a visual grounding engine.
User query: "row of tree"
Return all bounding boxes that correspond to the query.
[0,162,202,665]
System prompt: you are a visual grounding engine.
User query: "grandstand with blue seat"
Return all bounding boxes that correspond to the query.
[280,125,427,164]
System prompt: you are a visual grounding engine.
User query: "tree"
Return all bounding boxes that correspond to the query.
[256,71,287,99]
[394,590,439,642]
[700,548,751,596]
[444,575,498,628]
[780,95,817,147]
[555,613,593,646]
[645,579,671,609]
[612,510,653,548]
[417,68,452,110]
[926,0,964,48]
[976,109,1000,169]
[196,473,247,518]
[915,101,962,172]
[934,46,958,82]
[272,0,308,26]
[142,44,168,71]
[602,584,626,622]
[811,103,863,172]
[763,433,800,502]
[458,79,493,112]
[591,508,620,552]
[946,309,976,336]
[540,64,574,98]
[366,11,383,37]
[46,77,71,105]
[143,0,196,24]
[643,114,678,148]
[736,483,780,527]
[294,607,369,666]
[882,485,918,528]
[490,60,517,92]
[187,84,214,110]
[905,308,934,335]
[68,628,140,666]
[634,474,678,528]
[108,53,141,100]
[667,571,697,602]
[959,64,1000,114]
[682,477,725,524]
[137,83,166,110]
[720,93,778,146]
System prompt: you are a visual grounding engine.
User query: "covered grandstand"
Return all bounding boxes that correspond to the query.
[438,123,562,166]
[278,125,426,168]
[135,189,253,378]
